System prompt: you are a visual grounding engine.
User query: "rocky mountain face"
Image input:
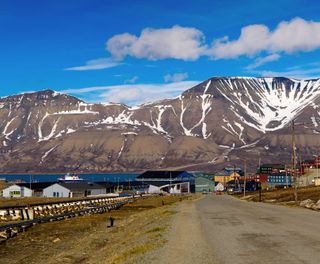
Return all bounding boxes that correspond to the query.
[1,77,320,173]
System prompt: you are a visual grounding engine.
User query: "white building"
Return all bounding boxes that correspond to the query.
[148,182,190,194]
[2,184,33,198]
[43,182,106,198]
[43,183,70,198]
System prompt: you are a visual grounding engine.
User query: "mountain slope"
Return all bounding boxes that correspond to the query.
[1,77,320,173]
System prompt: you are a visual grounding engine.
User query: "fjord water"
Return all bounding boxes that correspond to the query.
[0,173,140,183]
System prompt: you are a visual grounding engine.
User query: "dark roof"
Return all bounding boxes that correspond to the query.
[17,182,53,191]
[93,182,114,188]
[303,160,315,163]
[136,171,194,180]
[144,180,191,187]
[224,167,242,172]
[260,164,285,168]
[57,182,105,192]
[214,171,232,176]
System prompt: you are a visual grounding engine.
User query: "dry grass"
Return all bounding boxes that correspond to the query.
[0,196,97,207]
[240,186,320,203]
[0,195,194,264]
[109,243,155,264]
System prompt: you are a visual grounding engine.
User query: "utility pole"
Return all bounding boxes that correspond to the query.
[243,159,247,197]
[292,120,298,204]
[285,164,288,188]
[169,171,172,194]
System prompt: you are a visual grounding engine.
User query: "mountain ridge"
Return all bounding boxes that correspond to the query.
[1,76,320,173]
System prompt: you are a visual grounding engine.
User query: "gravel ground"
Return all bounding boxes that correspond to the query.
[144,197,216,264]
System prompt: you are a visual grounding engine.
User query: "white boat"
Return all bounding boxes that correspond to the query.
[58,173,84,182]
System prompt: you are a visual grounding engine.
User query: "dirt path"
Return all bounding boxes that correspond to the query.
[147,198,216,264]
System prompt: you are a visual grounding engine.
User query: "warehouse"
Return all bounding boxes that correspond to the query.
[136,171,195,194]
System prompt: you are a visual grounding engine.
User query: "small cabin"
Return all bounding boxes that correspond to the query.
[2,184,33,198]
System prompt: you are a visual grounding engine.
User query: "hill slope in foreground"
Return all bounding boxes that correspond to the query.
[1,77,320,172]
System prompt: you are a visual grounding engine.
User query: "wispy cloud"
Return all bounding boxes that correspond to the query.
[250,67,320,79]
[246,54,280,69]
[64,58,121,71]
[164,72,189,82]
[60,81,200,106]
[124,76,139,84]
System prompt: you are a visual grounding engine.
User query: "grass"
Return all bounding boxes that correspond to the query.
[0,194,194,264]
[147,226,167,233]
[239,186,320,203]
[109,243,155,264]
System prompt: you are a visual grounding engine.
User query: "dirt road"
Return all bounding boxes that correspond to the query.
[150,195,320,264]
[149,199,215,264]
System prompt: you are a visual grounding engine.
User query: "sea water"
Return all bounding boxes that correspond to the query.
[0,173,140,183]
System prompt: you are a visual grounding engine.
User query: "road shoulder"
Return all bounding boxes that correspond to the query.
[145,197,217,264]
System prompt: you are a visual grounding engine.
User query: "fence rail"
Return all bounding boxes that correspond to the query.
[0,196,132,222]
[0,198,132,243]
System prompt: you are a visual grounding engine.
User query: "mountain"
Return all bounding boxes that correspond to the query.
[1,77,320,173]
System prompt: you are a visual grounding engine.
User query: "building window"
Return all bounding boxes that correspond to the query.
[10,191,21,196]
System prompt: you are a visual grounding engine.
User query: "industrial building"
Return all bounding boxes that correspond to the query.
[136,171,195,194]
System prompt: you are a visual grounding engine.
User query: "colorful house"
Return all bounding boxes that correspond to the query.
[195,175,215,193]
[214,170,241,186]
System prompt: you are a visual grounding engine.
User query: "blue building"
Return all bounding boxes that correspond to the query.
[267,173,292,186]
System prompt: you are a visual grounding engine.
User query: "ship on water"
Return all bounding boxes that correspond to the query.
[58,173,84,182]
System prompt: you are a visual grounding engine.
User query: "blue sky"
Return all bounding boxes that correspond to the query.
[1,0,320,105]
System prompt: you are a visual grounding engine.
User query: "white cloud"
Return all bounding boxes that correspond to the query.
[246,54,281,69]
[63,18,320,72]
[250,67,320,79]
[124,76,139,84]
[164,72,189,82]
[60,81,199,106]
[269,18,320,53]
[209,17,320,59]
[210,24,270,59]
[106,25,207,61]
[65,58,121,71]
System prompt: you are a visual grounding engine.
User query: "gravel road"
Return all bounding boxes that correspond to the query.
[198,194,320,264]
[150,199,216,264]
[150,195,320,264]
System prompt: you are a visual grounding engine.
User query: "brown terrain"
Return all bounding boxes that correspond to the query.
[240,185,320,204]
[0,195,197,264]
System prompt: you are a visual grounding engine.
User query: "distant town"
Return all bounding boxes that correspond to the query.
[1,154,320,199]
